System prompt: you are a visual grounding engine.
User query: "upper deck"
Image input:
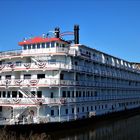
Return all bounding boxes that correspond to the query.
[0,25,140,73]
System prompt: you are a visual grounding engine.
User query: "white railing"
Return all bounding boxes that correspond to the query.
[0,78,139,89]
[0,50,22,59]
[0,97,46,105]
[0,96,140,106]
[1,62,139,81]
[0,48,71,60]
[0,48,140,75]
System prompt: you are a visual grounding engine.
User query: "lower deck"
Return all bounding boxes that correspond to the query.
[0,97,140,125]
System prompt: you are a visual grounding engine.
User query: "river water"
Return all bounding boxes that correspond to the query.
[0,114,140,140]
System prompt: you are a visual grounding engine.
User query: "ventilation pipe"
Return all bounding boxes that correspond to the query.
[74,25,79,44]
[54,27,60,38]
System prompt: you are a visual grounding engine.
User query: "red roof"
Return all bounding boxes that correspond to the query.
[18,37,68,46]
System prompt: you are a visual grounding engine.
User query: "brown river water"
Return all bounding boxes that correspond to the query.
[0,114,140,140]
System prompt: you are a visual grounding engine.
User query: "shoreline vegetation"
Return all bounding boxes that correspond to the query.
[0,128,51,140]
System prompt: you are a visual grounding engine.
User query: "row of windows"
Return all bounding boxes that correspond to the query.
[23,42,67,50]
[61,90,140,98]
[50,101,140,116]
[72,59,140,80]
[0,91,42,98]
[62,90,97,98]
[79,48,133,69]
[0,74,45,80]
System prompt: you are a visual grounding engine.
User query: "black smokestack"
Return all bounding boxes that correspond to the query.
[54,27,60,38]
[74,25,79,44]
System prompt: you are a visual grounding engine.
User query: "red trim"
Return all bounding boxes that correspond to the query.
[1,104,37,107]
[18,37,68,46]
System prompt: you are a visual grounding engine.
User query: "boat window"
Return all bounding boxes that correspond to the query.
[37,91,42,98]
[72,91,74,97]
[91,106,93,111]
[51,42,55,48]
[65,109,68,114]
[6,75,11,79]
[42,43,45,48]
[3,91,6,98]
[16,61,22,66]
[56,42,59,47]
[24,74,31,79]
[48,59,56,63]
[72,108,74,113]
[95,106,97,110]
[94,91,97,97]
[37,43,40,49]
[28,45,31,49]
[83,91,85,97]
[62,91,66,97]
[12,91,17,98]
[91,91,93,97]
[46,42,50,48]
[76,75,78,81]
[102,105,104,109]
[76,91,78,97]
[51,110,54,116]
[32,44,36,49]
[0,76,1,80]
[0,91,1,98]
[7,91,10,98]
[31,91,36,96]
[75,61,78,65]
[67,91,70,97]
[88,91,90,97]
[77,107,79,112]
[60,73,64,80]
[23,45,27,50]
[37,74,45,79]
[19,92,23,98]
[82,107,84,112]
[79,91,81,97]
[51,92,54,98]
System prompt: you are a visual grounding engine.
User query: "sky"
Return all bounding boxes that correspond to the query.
[0,0,140,62]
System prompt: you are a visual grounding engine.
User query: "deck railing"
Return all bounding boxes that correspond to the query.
[0,61,139,81]
[0,78,139,89]
[0,96,139,106]
[0,48,71,60]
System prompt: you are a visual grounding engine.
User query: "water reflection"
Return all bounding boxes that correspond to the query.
[52,115,140,140]
[1,115,140,140]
